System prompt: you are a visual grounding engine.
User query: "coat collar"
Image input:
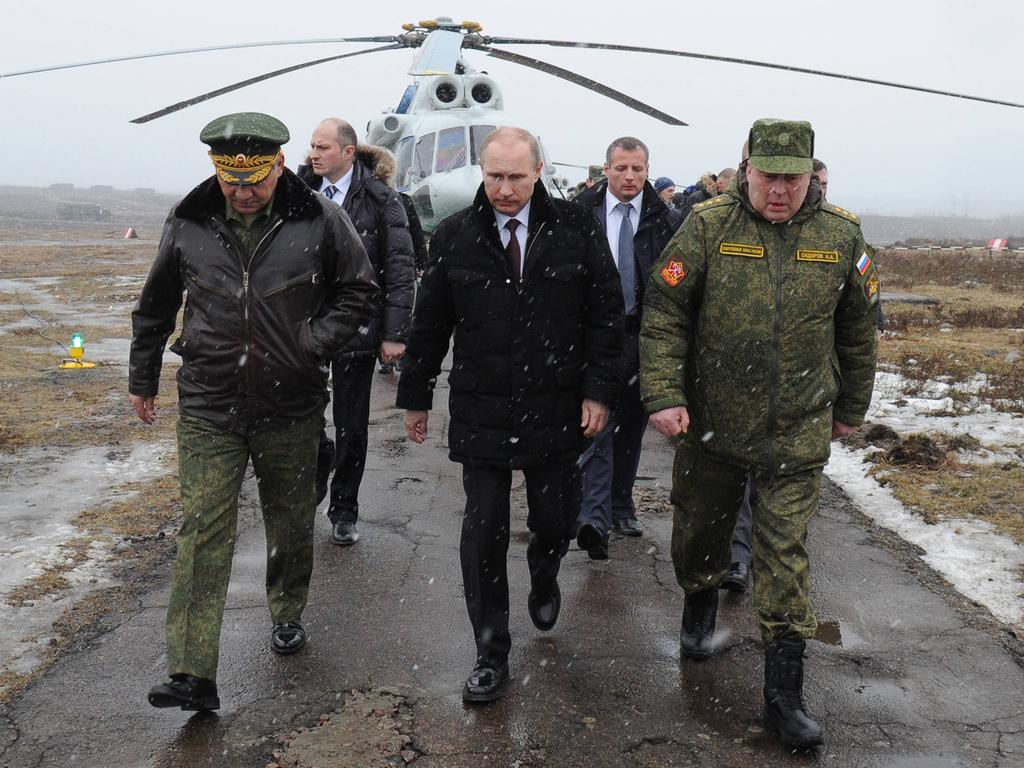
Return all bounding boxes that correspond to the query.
[471,180,558,278]
[175,167,322,223]
[577,179,669,231]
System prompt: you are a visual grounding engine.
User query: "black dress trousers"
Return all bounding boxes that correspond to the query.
[460,459,581,665]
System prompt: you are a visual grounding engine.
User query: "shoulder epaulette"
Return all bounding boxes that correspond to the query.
[821,201,861,225]
[691,194,732,214]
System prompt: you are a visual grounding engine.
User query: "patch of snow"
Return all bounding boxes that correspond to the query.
[826,444,1024,627]
[824,370,1024,630]
[0,441,173,681]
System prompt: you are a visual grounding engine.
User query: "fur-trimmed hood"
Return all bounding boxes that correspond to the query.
[355,144,396,187]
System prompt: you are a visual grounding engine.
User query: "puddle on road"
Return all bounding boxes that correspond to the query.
[813,619,866,649]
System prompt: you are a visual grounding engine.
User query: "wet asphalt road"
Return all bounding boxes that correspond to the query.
[1,367,1022,768]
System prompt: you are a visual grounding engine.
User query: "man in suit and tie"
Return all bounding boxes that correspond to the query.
[299,118,415,546]
[397,127,624,703]
[573,137,683,559]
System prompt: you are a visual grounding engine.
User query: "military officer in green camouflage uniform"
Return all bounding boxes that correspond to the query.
[130,112,377,712]
[639,119,879,748]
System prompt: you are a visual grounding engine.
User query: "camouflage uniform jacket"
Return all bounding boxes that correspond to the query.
[639,181,879,476]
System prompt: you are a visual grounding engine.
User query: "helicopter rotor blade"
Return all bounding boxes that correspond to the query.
[481,47,687,126]
[480,37,1024,109]
[130,44,404,124]
[0,37,401,79]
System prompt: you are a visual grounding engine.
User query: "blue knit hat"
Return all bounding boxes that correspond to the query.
[654,176,675,193]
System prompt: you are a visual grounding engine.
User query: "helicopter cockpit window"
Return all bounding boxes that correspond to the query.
[435,127,468,173]
[395,136,415,189]
[470,125,497,166]
[413,133,436,180]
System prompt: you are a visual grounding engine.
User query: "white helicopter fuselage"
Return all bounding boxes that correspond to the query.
[366,73,563,233]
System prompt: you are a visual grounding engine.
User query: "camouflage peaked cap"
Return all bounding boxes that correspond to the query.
[200,112,290,185]
[746,119,814,175]
[588,164,606,183]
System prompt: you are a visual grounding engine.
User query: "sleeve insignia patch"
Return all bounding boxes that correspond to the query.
[720,242,764,258]
[856,252,872,275]
[796,249,839,263]
[865,274,881,304]
[661,259,688,286]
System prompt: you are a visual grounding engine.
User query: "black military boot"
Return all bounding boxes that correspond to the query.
[762,637,824,748]
[680,588,718,659]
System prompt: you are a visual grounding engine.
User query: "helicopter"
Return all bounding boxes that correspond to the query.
[3,16,1021,231]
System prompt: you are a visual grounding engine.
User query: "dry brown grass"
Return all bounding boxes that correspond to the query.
[0,327,179,452]
[868,251,1024,545]
[74,474,182,537]
[847,428,1024,545]
[879,326,1024,413]
[874,462,1024,545]
[876,250,1024,292]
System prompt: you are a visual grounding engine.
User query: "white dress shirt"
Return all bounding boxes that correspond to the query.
[495,202,531,272]
[319,166,354,205]
[604,191,642,268]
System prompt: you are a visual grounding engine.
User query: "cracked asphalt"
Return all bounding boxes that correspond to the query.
[1,365,1022,767]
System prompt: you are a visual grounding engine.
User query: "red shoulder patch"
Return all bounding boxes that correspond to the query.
[660,259,687,287]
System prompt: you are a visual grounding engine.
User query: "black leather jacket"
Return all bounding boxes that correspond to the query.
[129,169,379,431]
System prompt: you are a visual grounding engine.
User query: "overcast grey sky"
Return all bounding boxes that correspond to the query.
[3,1,1021,217]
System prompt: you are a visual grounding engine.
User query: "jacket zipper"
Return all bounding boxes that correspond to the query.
[220,217,284,393]
[766,225,784,478]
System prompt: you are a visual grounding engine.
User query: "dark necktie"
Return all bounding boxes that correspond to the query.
[324,184,338,200]
[617,202,637,314]
[505,219,522,282]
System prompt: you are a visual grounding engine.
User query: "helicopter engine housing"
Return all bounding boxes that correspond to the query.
[428,75,465,110]
[463,75,502,109]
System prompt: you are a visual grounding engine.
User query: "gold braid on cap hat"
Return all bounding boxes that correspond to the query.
[209,150,282,184]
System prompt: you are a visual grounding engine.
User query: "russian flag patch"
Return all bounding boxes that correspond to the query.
[856,252,872,275]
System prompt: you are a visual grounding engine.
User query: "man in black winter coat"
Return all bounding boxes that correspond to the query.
[300,118,416,545]
[397,127,624,704]
[573,137,683,559]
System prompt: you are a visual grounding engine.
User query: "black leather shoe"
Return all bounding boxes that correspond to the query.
[528,581,561,631]
[315,438,335,507]
[148,674,220,711]
[331,520,359,546]
[722,561,750,593]
[680,588,718,660]
[613,517,644,536]
[271,621,306,655]
[462,661,510,703]
[576,523,608,561]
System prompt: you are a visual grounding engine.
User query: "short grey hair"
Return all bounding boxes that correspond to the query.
[812,158,828,173]
[605,136,649,164]
[480,126,542,166]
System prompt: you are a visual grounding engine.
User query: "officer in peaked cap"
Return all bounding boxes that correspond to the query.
[131,112,377,712]
[201,112,291,185]
[640,118,880,748]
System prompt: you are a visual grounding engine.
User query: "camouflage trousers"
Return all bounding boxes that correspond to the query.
[669,441,821,642]
[166,412,323,681]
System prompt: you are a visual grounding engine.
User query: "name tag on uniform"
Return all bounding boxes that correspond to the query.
[796,249,839,264]
[720,242,764,258]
